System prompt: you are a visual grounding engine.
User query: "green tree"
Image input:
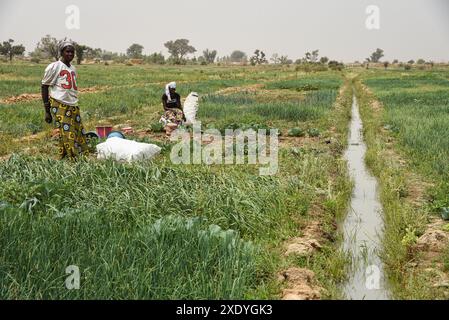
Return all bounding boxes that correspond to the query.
[146,52,165,64]
[417,58,425,64]
[249,49,267,66]
[86,48,103,60]
[73,43,91,64]
[328,60,344,71]
[0,39,25,62]
[230,50,247,63]
[270,53,280,64]
[164,39,196,63]
[305,50,319,63]
[126,43,144,59]
[366,48,384,63]
[35,35,60,61]
[279,55,291,65]
[319,56,329,64]
[202,49,217,64]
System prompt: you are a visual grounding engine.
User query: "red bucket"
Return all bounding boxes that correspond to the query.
[96,125,112,138]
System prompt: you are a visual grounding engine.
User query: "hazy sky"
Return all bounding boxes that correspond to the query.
[0,0,448,62]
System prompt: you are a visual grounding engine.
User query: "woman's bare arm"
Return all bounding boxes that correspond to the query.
[41,84,50,107]
[41,84,52,123]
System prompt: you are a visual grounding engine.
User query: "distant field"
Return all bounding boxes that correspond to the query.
[362,69,449,210]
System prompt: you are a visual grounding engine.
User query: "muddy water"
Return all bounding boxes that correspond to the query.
[341,93,390,300]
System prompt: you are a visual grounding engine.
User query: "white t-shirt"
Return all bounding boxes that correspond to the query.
[42,60,79,106]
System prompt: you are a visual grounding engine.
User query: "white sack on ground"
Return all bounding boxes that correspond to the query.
[96,137,161,162]
[183,92,199,125]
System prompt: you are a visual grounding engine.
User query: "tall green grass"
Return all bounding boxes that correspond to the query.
[363,71,449,209]
[0,205,256,299]
[360,69,449,299]
[199,90,337,124]
[266,77,342,91]
[0,155,293,299]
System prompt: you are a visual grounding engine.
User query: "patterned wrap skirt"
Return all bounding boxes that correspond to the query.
[159,108,185,126]
[49,97,89,159]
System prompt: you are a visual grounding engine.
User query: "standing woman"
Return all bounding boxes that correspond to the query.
[41,41,89,159]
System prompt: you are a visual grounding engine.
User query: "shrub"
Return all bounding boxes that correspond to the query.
[288,127,305,137]
[150,122,165,132]
[401,227,418,247]
[307,128,320,137]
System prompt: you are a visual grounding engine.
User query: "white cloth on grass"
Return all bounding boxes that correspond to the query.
[96,137,161,162]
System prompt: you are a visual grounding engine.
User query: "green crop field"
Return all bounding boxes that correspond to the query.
[357,68,449,299]
[1,62,448,300]
[0,63,353,299]
[2,0,449,304]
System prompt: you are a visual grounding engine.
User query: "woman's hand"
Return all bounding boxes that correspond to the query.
[45,110,53,124]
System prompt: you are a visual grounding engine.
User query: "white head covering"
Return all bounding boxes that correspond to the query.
[165,82,176,102]
[59,40,74,54]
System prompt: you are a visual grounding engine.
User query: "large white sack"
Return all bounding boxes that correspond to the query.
[96,137,161,162]
[183,92,199,125]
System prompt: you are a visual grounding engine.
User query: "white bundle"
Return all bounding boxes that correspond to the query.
[183,92,199,125]
[96,137,161,162]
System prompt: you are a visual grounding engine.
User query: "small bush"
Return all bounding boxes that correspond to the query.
[307,128,320,137]
[150,122,165,132]
[288,127,305,137]
[401,227,418,247]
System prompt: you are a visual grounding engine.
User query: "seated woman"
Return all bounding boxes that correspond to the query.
[160,82,185,135]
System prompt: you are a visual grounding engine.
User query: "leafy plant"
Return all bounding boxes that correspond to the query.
[288,127,305,137]
[401,227,418,247]
[150,122,164,132]
[307,128,320,137]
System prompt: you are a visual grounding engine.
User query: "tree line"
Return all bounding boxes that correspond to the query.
[0,36,440,69]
